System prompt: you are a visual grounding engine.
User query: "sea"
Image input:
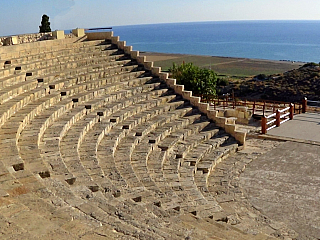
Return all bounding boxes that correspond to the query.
[106,20,320,63]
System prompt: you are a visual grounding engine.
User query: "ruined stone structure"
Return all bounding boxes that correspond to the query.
[0,29,296,239]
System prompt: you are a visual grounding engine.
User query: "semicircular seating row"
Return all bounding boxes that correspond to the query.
[0,36,256,239]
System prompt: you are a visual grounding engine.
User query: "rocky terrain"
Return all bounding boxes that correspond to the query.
[228,63,320,102]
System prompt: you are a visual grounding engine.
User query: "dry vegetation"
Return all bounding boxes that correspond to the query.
[228,63,320,102]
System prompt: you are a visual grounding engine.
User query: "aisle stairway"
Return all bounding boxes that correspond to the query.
[0,32,275,239]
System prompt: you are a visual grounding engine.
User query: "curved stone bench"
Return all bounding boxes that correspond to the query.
[97,101,188,195]
[1,71,145,173]
[0,39,109,64]
[0,43,117,76]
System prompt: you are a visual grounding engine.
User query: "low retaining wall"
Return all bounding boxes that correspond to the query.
[91,31,247,145]
[0,31,75,47]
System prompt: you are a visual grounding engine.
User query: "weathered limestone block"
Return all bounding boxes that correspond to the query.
[182,90,192,100]
[166,78,176,88]
[234,130,247,145]
[224,109,237,117]
[111,36,119,44]
[144,61,153,70]
[237,111,245,119]
[72,28,85,37]
[124,45,132,54]
[236,106,248,112]
[244,111,252,119]
[117,41,126,50]
[159,72,169,81]
[190,96,201,106]
[86,31,113,40]
[52,30,65,40]
[207,109,218,119]
[215,116,227,128]
[3,36,18,46]
[130,50,139,59]
[198,102,209,114]
[136,56,146,64]
[151,67,161,76]
[224,123,236,135]
[174,85,184,95]
[226,117,237,125]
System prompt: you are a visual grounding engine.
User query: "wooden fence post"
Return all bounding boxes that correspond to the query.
[276,110,281,127]
[302,97,307,113]
[261,116,267,134]
[289,103,294,120]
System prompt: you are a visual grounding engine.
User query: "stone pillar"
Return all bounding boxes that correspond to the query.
[4,36,18,45]
[72,28,85,37]
[53,30,65,39]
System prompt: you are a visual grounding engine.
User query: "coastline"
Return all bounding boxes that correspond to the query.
[140,51,303,77]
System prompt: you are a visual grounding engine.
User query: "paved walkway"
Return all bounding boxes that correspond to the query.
[240,141,320,240]
[267,113,320,143]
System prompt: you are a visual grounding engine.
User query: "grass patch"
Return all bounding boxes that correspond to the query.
[145,53,302,77]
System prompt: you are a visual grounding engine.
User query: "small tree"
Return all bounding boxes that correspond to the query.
[169,62,217,97]
[39,14,51,33]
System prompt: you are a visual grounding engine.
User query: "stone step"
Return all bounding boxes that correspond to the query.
[0,50,127,85]
[0,58,137,118]
[58,87,167,184]
[173,123,221,159]
[40,178,166,239]
[97,101,188,195]
[0,46,121,79]
[0,76,158,179]
[2,39,112,63]
[77,94,177,193]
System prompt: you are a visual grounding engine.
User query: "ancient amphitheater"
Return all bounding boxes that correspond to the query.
[0,29,317,240]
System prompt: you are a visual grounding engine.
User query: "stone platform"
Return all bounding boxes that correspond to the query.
[240,141,320,240]
[267,113,320,143]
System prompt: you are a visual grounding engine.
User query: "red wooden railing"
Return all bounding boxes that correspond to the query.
[200,95,303,116]
[261,104,294,134]
[198,95,308,134]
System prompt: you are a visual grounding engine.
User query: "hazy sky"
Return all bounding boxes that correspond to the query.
[1,0,320,36]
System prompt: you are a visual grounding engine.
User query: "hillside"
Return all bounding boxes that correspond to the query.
[227,63,320,102]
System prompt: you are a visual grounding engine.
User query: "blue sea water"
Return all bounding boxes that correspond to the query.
[110,21,320,63]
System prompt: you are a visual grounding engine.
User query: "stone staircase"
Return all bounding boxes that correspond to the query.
[0,33,278,239]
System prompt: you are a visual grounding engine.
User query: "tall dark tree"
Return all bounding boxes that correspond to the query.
[39,14,51,33]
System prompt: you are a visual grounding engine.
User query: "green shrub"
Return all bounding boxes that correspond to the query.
[302,62,319,68]
[217,77,229,86]
[255,74,267,80]
[169,62,217,96]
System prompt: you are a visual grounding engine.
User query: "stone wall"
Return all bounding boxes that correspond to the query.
[0,32,75,46]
